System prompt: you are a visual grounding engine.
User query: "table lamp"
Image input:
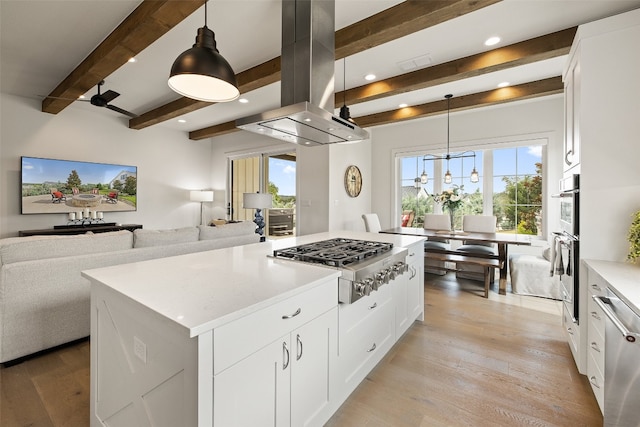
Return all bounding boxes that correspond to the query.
[243,192,273,242]
[190,190,214,225]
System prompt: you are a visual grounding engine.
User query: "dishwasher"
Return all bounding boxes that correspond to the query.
[594,288,640,427]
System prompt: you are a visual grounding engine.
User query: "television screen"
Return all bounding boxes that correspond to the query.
[21,156,137,214]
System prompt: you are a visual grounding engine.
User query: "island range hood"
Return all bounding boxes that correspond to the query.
[236,0,369,146]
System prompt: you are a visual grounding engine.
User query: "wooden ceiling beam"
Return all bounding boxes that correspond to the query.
[334,26,576,106]
[354,77,564,128]
[190,77,563,140]
[42,0,204,115]
[130,0,501,130]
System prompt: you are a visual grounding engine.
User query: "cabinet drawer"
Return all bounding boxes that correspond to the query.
[336,293,395,398]
[587,351,604,413]
[338,283,393,334]
[562,303,580,357]
[588,295,605,345]
[213,279,337,375]
[587,314,604,377]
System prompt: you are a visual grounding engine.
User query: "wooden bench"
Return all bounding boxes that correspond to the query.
[424,251,503,298]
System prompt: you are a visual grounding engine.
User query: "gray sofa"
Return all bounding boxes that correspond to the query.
[0,222,258,363]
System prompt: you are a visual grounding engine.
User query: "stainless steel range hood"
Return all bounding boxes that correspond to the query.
[236,0,369,146]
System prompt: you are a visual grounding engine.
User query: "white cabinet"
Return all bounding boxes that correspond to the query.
[213,280,338,427]
[213,308,337,427]
[406,241,425,323]
[336,282,395,401]
[563,49,581,173]
[586,267,606,413]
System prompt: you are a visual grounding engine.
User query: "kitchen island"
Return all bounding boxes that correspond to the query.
[83,231,425,427]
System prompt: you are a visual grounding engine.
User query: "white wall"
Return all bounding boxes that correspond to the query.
[0,93,213,238]
[369,96,565,240]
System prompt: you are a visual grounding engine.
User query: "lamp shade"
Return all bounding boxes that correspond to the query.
[243,193,273,209]
[168,26,239,102]
[190,190,214,202]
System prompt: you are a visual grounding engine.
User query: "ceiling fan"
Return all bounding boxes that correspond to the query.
[45,80,138,118]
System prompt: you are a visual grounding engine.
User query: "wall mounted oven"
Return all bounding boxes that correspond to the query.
[553,174,580,324]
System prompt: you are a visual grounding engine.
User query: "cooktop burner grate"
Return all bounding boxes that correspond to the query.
[272,238,393,268]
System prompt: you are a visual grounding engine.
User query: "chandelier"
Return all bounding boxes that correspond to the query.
[419,94,479,185]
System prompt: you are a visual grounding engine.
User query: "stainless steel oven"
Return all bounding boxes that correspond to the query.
[559,174,579,236]
[553,174,580,323]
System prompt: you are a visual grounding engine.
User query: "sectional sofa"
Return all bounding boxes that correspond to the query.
[0,222,258,363]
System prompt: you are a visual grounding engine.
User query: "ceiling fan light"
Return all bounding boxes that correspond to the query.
[168,26,239,102]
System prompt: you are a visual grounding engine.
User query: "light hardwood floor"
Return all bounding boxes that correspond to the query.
[0,274,602,427]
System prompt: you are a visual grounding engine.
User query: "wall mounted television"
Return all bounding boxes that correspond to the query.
[21,156,137,214]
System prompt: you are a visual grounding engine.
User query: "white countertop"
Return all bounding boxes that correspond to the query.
[584,259,640,315]
[82,231,424,337]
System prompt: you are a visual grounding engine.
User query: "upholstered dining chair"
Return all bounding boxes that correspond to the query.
[457,215,498,283]
[362,213,382,233]
[423,214,451,275]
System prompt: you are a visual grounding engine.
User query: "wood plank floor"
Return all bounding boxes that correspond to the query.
[0,274,602,427]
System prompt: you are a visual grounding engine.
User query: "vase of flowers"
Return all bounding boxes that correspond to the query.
[432,184,465,232]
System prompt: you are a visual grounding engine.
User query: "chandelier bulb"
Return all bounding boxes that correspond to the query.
[444,170,452,184]
[420,170,428,184]
[470,167,479,183]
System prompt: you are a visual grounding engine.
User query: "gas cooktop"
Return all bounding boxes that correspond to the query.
[272,237,393,268]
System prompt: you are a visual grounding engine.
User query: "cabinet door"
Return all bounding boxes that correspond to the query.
[290,308,337,427]
[394,274,409,338]
[213,337,290,427]
[406,242,425,322]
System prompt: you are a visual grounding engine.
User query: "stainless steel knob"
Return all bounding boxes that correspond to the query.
[364,277,377,291]
[355,281,372,297]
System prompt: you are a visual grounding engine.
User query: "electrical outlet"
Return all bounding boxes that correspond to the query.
[133,336,147,364]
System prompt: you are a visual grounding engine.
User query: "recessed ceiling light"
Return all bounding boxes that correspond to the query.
[304,118,312,122]
[178,119,186,123]
[364,73,376,81]
[497,82,510,88]
[485,36,501,46]
[78,95,85,99]
[128,57,137,63]
[239,98,249,103]
[398,103,408,108]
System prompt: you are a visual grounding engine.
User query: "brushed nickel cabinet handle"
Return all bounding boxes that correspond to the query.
[283,342,290,370]
[589,376,600,389]
[296,334,303,361]
[367,343,377,353]
[282,308,301,319]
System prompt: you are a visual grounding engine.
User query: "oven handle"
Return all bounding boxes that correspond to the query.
[593,296,639,343]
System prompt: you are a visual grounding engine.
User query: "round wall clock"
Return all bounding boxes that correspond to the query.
[344,165,362,197]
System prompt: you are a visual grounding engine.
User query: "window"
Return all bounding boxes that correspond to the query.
[400,143,543,237]
[492,146,542,236]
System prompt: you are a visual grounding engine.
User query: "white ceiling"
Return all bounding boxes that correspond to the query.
[2,0,640,133]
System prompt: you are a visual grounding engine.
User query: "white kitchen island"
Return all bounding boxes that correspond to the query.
[83,231,425,427]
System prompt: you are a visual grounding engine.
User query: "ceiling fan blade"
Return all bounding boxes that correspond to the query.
[101,90,120,103]
[106,104,138,118]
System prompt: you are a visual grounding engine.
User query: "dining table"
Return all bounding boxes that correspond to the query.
[379,227,532,295]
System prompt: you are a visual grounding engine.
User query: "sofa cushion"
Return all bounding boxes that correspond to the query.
[198,222,256,240]
[133,227,199,248]
[0,230,133,265]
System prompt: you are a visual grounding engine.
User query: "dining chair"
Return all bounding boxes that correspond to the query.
[362,213,382,233]
[423,214,451,275]
[457,215,497,283]
[401,210,415,227]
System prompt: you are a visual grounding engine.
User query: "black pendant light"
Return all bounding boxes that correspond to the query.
[339,58,356,124]
[168,1,239,102]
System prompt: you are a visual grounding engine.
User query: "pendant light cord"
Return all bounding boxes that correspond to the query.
[343,58,347,106]
[204,1,208,27]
